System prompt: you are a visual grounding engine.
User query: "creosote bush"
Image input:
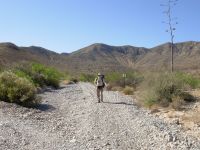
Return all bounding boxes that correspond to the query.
[139,72,196,109]
[14,63,63,88]
[0,71,38,107]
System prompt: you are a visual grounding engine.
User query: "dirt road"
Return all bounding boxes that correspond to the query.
[0,83,200,150]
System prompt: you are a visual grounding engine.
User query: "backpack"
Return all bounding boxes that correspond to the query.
[96,76,105,87]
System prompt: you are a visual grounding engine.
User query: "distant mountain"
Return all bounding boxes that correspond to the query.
[0,41,200,73]
[0,42,69,71]
[65,43,148,73]
[136,41,200,71]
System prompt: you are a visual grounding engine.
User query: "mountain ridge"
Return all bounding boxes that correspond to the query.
[0,41,200,73]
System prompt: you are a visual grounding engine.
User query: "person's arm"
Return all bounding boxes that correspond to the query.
[94,78,97,85]
[103,79,107,87]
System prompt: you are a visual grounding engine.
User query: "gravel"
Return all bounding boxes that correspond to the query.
[0,82,200,150]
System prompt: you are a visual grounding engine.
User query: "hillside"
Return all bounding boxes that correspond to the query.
[136,41,200,71]
[0,41,200,73]
[0,42,69,71]
[65,43,148,73]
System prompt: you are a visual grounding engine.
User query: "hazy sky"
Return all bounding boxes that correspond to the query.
[0,0,199,53]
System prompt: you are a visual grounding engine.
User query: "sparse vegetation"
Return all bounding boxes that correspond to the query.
[175,72,200,89]
[106,71,143,90]
[139,72,196,109]
[0,71,39,107]
[123,86,134,95]
[0,63,66,107]
[79,73,96,82]
[14,63,63,88]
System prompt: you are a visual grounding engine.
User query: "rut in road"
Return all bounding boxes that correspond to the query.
[1,82,200,150]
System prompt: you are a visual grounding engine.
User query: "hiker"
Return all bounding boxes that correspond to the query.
[94,73,106,103]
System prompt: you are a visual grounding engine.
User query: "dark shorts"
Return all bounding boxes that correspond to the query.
[97,86,104,90]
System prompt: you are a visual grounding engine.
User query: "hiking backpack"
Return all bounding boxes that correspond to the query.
[96,76,105,87]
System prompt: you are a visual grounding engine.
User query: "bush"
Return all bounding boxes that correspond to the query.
[31,63,62,88]
[14,63,63,88]
[175,72,200,89]
[171,96,184,110]
[140,72,195,108]
[106,71,143,88]
[106,72,122,85]
[0,71,38,107]
[107,85,123,91]
[79,73,95,82]
[123,86,134,95]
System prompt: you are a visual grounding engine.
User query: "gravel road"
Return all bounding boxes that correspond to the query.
[0,82,200,150]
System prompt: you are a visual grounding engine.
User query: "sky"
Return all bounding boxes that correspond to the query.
[0,0,199,53]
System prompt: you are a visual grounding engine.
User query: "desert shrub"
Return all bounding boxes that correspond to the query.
[14,69,34,83]
[123,86,134,95]
[0,71,38,107]
[144,93,157,107]
[31,63,63,88]
[140,72,195,108]
[79,73,95,82]
[106,71,143,88]
[171,96,185,110]
[109,85,123,91]
[125,72,144,88]
[14,63,63,88]
[105,72,123,88]
[175,72,200,89]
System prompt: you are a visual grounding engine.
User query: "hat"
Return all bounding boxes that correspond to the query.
[98,73,102,76]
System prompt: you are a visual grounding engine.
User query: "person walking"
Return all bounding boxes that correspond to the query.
[94,73,106,103]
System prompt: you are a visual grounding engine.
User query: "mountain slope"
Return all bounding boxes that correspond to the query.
[0,42,69,71]
[65,43,148,73]
[0,41,200,73]
[136,41,200,71]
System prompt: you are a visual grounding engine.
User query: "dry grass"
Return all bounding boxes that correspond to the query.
[123,86,134,95]
[182,111,200,124]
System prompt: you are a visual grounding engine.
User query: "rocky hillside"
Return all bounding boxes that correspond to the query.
[0,41,200,73]
[0,43,69,71]
[65,43,148,73]
[136,41,200,71]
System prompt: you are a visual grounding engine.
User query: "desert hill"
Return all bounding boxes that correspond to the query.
[0,41,200,73]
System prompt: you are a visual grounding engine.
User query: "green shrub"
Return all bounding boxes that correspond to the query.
[14,69,34,83]
[79,73,95,82]
[175,72,200,89]
[31,63,63,88]
[0,71,38,107]
[140,72,195,108]
[106,71,143,88]
[125,72,144,88]
[144,94,157,107]
[106,72,122,84]
[14,63,63,88]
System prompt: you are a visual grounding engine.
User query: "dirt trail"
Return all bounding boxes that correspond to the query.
[0,82,200,150]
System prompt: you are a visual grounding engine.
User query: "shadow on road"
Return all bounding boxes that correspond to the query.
[103,101,135,106]
[36,104,56,111]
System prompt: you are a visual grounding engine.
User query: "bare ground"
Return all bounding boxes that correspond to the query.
[0,82,200,150]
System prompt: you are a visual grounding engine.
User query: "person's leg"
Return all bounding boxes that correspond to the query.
[97,87,100,103]
[100,88,103,102]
